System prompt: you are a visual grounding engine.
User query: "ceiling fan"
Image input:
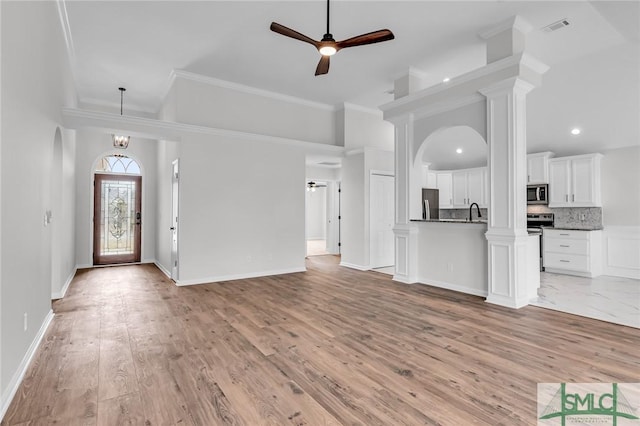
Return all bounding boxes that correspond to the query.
[270,0,394,76]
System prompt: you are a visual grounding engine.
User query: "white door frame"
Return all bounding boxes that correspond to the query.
[170,159,179,280]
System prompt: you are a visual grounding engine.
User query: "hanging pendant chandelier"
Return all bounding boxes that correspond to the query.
[112,87,130,149]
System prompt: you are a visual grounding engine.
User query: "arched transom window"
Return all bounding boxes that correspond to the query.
[96,155,141,175]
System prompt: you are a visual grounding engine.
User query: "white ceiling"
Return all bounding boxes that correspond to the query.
[63,1,639,155]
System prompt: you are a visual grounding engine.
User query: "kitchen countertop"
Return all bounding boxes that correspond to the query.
[545,225,603,231]
[410,219,487,224]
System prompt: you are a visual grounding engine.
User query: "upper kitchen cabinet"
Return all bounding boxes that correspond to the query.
[548,153,603,207]
[527,152,554,184]
[436,172,453,208]
[452,168,486,208]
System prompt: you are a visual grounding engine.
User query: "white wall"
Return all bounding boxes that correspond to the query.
[176,133,306,284]
[601,145,640,227]
[172,76,336,146]
[1,1,76,416]
[601,145,640,279]
[340,152,365,268]
[342,105,394,151]
[74,130,158,267]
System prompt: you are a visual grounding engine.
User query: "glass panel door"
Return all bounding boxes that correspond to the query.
[93,174,142,265]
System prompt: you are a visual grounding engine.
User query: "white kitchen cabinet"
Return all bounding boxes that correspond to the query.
[548,153,602,207]
[436,172,453,208]
[451,168,486,208]
[543,229,602,277]
[527,151,554,184]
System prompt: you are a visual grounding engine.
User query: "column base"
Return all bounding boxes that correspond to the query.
[392,224,419,284]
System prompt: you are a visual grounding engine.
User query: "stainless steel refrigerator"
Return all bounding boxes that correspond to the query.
[421,188,439,220]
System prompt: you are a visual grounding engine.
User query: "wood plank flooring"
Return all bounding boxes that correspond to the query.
[2,255,638,425]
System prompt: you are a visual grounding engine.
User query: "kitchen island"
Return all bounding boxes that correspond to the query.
[410,220,540,300]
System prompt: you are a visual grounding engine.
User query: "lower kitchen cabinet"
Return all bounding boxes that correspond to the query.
[543,229,602,277]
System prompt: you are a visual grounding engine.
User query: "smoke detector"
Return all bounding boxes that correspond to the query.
[543,18,570,33]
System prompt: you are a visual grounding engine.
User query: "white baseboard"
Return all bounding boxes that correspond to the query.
[176,267,307,286]
[75,263,92,269]
[1,310,54,422]
[154,260,172,279]
[339,261,370,271]
[51,267,77,300]
[417,277,488,298]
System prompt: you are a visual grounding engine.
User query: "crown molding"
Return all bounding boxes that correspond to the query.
[412,93,485,121]
[171,69,336,112]
[341,102,383,117]
[62,107,345,156]
[79,97,158,117]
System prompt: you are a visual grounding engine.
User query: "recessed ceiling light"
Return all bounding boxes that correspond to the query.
[456,148,463,154]
[443,77,451,83]
[571,128,581,135]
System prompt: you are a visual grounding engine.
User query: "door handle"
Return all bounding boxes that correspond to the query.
[170,227,175,231]
[135,211,141,225]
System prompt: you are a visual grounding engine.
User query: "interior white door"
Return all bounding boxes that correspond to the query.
[370,174,395,268]
[170,160,179,280]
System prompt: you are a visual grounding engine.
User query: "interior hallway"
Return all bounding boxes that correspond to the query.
[2,257,637,425]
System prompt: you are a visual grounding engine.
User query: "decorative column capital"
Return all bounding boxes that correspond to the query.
[479,76,536,98]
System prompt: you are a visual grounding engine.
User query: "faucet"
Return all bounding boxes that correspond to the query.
[469,203,482,222]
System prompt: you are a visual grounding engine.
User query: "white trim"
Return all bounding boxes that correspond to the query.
[75,263,92,270]
[51,267,77,300]
[478,15,534,39]
[154,261,172,279]
[62,108,344,156]
[342,102,383,117]
[520,53,551,75]
[339,262,371,271]
[1,310,54,422]
[175,267,306,286]
[417,278,488,298]
[412,93,485,121]
[78,97,158,116]
[172,69,335,112]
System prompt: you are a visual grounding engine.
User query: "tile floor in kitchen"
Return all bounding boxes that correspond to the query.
[373,265,639,329]
[532,272,640,329]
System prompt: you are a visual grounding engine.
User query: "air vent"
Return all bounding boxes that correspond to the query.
[317,161,340,167]
[543,18,570,33]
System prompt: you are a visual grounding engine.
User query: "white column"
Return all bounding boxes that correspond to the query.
[480,78,536,308]
[392,117,418,283]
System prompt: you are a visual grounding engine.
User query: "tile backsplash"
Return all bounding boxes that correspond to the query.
[552,207,602,228]
[440,208,488,220]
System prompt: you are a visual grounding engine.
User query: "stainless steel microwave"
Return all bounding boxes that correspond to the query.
[527,184,548,205]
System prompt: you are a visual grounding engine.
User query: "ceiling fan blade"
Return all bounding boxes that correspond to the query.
[270,22,319,48]
[336,29,395,50]
[315,56,330,76]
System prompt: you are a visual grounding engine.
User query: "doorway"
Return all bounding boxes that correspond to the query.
[93,173,142,265]
[306,181,328,256]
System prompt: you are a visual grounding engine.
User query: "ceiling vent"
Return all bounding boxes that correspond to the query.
[543,18,570,33]
[317,161,340,167]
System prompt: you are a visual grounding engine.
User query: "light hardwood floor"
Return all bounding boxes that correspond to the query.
[2,256,639,425]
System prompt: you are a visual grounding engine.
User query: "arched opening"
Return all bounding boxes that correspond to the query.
[93,154,142,265]
[411,125,487,220]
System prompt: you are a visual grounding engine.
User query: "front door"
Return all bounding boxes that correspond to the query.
[93,174,142,265]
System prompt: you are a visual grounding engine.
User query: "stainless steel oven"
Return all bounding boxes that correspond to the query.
[527,213,554,271]
[527,184,548,205]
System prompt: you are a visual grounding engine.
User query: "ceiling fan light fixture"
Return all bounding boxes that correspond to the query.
[319,44,337,56]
